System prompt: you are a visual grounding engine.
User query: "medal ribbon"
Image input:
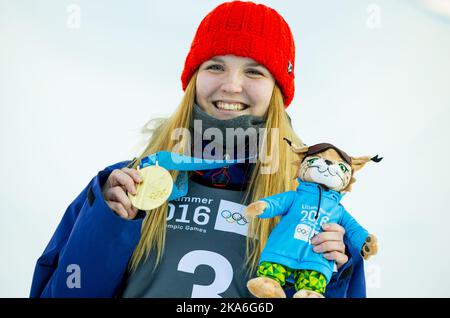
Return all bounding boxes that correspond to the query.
[139,151,255,201]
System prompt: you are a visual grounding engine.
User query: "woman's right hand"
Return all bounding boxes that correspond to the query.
[101,167,142,220]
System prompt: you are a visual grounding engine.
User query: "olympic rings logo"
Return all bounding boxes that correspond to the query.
[297,228,309,235]
[221,210,249,226]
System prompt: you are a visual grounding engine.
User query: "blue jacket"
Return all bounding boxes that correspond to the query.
[30,162,368,298]
[259,180,369,284]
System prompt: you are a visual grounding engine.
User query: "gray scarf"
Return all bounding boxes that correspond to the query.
[189,103,266,160]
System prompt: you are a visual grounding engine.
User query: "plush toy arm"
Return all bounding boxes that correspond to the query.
[361,234,378,260]
[246,191,296,219]
[245,201,268,218]
[339,208,371,258]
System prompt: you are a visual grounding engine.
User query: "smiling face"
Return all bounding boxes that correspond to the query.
[195,54,276,120]
[298,149,353,191]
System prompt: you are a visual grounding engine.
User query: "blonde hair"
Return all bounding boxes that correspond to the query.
[128,70,304,274]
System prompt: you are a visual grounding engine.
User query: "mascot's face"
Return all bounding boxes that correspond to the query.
[298,149,352,191]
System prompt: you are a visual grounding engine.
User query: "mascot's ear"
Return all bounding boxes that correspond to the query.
[292,145,309,154]
[284,138,309,163]
[283,138,309,154]
[343,155,382,192]
[350,156,371,172]
[350,154,383,172]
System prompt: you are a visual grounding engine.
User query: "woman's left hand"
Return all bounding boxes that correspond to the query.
[311,223,348,269]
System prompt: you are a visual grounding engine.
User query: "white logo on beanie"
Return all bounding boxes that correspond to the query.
[287,61,293,74]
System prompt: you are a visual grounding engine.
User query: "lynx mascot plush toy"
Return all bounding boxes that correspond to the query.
[246,140,382,298]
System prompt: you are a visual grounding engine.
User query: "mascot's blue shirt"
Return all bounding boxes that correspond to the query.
[30,163,369,298]
[259,180,369,283]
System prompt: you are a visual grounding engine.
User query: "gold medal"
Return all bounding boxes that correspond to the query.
[128,163,173,211]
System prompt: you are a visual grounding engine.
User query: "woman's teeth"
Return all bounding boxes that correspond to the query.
[214,101,247,111]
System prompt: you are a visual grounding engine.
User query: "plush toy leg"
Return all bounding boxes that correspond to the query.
[247,277,286,298]
[293,290,324,298]
[292,269,327,298]
[247,262,290,298]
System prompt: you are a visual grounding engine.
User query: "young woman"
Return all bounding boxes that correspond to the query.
[30,1,365,298]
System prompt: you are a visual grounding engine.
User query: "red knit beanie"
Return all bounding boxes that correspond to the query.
[181,1,296,108]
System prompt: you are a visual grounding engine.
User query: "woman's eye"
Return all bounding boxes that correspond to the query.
[307,158,318,165]
[339,164,349,173]
[246,69,263,76]
[206,64,224,71]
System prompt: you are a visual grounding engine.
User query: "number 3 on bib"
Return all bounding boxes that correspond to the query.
[177,250,233,298]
